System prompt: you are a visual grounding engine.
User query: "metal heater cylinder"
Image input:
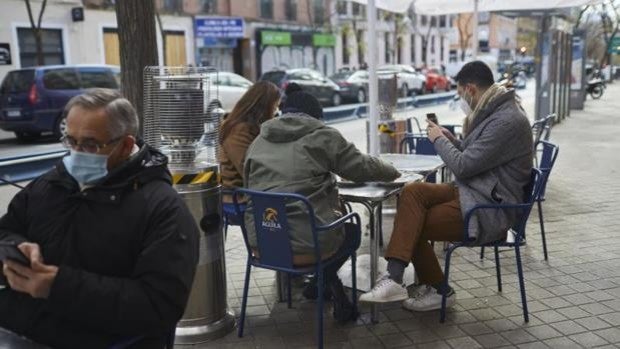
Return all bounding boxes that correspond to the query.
[143,66,234,344]
[173,164,235,344]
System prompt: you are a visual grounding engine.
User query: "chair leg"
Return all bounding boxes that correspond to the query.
[440,246,456,323]
[351,253,357,313]
[166,328,176,349]
[316,270,324,349]
[480,246,485,260]
[223,215,228,240]
[537,200,549,261]
[238,259,252,337]
[287,273,292,309]
[494,246,502,292]
[514,244,529,323]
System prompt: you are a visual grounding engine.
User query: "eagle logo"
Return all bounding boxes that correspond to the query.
[261,208,282,229]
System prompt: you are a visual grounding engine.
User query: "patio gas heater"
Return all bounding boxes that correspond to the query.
[143,66,235,344]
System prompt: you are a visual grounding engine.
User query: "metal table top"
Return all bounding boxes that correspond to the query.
[337,172,423,202]
[379,153,445,174]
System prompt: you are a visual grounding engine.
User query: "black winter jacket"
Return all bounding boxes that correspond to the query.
[0,144,199,349]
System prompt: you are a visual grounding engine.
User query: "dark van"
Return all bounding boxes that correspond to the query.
[0,64,120,141]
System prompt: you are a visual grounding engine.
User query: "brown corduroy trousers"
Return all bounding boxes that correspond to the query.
[385,182,464,286]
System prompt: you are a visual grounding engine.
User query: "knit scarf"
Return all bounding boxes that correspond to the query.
[462,83,508,137]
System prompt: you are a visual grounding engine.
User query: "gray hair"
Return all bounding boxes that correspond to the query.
[64,88,139,137]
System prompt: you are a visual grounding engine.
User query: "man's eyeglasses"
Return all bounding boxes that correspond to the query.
[61,135,122,154]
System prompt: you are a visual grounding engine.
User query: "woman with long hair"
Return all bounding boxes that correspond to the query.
[219,80,281,214]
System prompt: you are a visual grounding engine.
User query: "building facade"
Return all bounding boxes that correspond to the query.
[0,0,456,82]
[449,12,518,63]
[332,1,451,71]
[0,0,195,80]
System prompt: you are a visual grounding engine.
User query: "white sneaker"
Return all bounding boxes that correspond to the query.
[359,277,408,303]
[402,286,456,312]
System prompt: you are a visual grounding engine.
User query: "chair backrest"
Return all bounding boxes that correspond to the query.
[512,168,545,238]
[232,188,320,270]
[542,114,556,141]
[535,140,559,199]
[399,134,437,155]
[406,116,424,134]
[414,136,437,155]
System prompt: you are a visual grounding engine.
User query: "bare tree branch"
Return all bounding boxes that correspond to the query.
[574,5,590,28]
[37,0,47,29]
[24,0,37,30]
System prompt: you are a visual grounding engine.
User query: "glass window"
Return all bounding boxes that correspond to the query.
[43,68,80,90]
[0,70,35,94]
[337,1,347,15]
[78,68,118,89]
[228,74,253,88]
[259,0,273,19]
[309,70,324,81]
[17,28,65,68]
[286,0,297,20]
[352,3,362,16]
[430,16,437,27]
[313,0,324,25]
[261,71,285,84]
[421,15,427,26]
[203,0,217,14]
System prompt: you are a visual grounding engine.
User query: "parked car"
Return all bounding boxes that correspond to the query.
[377,64,426,97]
[260,68,342,106]
[0,64,120,141]
[207,72,253,112]
[329,70,368,103]
[422,66,451,93]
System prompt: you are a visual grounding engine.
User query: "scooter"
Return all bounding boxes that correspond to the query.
[587,78,605,99]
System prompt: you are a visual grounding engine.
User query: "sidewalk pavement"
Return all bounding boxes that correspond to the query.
[193,83,620,349]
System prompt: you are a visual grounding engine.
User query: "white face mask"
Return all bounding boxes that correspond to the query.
[459,94,473,115]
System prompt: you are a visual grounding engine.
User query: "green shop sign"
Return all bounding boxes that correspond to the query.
[312,34,336,47]
[261,31,291,46]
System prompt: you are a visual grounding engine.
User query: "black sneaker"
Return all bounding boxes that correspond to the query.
[332,297,359,324]
[302,281,333,300]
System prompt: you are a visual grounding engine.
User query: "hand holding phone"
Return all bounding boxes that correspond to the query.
[0,242,31,267]
[426,113,439,125]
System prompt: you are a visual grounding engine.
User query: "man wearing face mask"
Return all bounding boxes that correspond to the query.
[0,89,199,348]
[360,61,532,312]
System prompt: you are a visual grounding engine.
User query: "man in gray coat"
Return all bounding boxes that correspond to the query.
[244,84,400,323]
[360,61,533,311]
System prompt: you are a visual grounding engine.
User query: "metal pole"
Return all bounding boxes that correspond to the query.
[367,0,379,156]
[472,0,478,60]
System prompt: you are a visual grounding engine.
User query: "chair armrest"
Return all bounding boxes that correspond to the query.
[462,203,531,241]
[316,212,361,232]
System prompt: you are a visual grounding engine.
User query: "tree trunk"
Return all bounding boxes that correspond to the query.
[115,0,158,137]
[34,30,44,65]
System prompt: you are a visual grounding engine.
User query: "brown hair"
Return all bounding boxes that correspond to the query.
[219,81,280,144]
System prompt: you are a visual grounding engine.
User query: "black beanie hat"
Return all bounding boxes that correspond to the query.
[282,83,323,120]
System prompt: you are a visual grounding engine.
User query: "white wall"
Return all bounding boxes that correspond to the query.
[0,0,194,81]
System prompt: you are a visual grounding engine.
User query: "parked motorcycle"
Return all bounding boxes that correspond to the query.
[587,78,604,99]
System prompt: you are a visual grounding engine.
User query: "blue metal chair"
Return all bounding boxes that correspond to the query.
[233,189,362,349]
[480,141,559,261]
[534,141,560,260]
[440,168,544,323]
[399,134,440,183]
[221,189,244,239]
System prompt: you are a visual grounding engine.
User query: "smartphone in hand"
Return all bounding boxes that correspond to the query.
[426,113,439,125]
[0,241,30,267]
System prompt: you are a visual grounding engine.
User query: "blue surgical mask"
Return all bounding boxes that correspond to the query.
[62,150,109,185]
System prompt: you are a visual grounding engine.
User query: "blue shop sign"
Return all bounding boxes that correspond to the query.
[195,17,244,39]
